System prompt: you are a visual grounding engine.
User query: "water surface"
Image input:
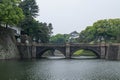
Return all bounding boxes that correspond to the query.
[0,58,120,80]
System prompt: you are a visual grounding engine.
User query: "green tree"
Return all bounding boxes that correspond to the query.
[108,19,120,42]
[20,20,53,43]
[50,34,69,43]
[18,0,39,33]
[18,0,39,34]
[93,19,120,42]
[0,0,24,27]
[37,22,53,43]
[79,18,120,43]
[18,0,53,43]
[19,0,38,18]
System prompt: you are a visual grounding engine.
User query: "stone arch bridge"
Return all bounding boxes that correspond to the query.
[17,43,120,59]
[35,43,104,58]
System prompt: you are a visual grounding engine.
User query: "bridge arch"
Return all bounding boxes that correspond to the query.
[36,47,66,58]
[70,47,101,58]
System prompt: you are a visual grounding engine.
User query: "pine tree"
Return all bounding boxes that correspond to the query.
[19,0,39,18]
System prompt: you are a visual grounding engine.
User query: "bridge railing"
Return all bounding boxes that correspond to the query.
[33,43,66,47]
[17,42,120,47]
[69,43,101,46]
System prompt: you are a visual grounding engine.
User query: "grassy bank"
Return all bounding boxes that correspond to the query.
[73,50,96,56]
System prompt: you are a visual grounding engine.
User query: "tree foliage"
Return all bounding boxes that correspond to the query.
[18,0,53,43]
[35,22,53,43]
[0,0,24,27]
[50,31,80,44]
[79,18,120,43]
[18,0,39,31]
[19,0,38,18]
[50,34,70,43]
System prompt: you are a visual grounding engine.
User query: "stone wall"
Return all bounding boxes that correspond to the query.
[106,44,119,60]
[0,27,20,59]
[17,44,36,59]
[117,45,120,60]
[17,45,32,59]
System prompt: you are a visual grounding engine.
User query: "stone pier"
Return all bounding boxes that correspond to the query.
[100,44,106,59]
[65,43,71,58]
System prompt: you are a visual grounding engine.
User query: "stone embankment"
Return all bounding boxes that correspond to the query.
[0,27,20,59]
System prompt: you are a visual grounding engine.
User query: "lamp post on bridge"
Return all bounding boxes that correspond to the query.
[38,39,41,44]
[33,37,36,45]
[38,39,41,43]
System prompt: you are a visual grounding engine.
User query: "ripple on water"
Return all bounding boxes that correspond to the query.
[1,59,120,80]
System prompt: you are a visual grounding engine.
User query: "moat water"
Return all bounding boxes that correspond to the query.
[0,57,120,80]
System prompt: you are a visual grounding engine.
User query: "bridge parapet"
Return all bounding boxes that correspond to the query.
[33,43,66,47]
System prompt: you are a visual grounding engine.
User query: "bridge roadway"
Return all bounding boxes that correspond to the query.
[17,43,120,60]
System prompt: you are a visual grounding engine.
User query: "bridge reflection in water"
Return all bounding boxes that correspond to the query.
[17,43,120,60]
[41,49,97,59]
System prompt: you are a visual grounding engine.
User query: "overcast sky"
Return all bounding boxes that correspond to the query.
[36,0,120,35]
